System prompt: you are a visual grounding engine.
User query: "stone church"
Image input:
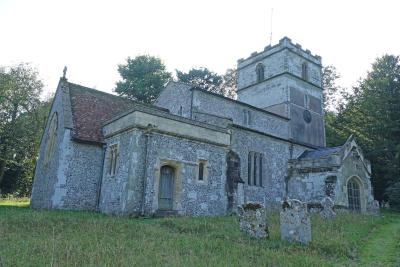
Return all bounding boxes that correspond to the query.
[31,37,374,216]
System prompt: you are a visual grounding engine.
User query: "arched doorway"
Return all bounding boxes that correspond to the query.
[159,166,174,210]
[347,177,361,211]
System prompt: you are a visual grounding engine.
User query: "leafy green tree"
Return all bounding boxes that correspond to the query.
[0,64,47,195]
[385,182,400,210]
[219,68,237,99]
[115,55,171,103]
[322,65,348,147]
[322,65,344,112]
[176,67,238,98]
[176,67,223,93]
[1,98,51,196]
[327,55,400,201]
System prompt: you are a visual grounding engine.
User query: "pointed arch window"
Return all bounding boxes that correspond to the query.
[44,113,58,165]
[348,178,361,211]
[256,63,265,83]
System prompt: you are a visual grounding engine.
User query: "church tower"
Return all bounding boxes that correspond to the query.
[236,37,325,147]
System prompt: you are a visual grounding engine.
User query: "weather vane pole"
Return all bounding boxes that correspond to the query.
[270,8,273,45]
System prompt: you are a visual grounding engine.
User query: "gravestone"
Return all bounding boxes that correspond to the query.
[280,199,311,245]
[320,197,336,220]
[237,202,268,238]
[367,200,380,216]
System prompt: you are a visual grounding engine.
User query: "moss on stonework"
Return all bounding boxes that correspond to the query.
[243,203,262,211]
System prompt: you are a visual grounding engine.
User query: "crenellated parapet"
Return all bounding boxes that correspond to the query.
[237,36,322,68]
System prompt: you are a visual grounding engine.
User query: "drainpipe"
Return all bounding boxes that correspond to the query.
[140,124,156,216]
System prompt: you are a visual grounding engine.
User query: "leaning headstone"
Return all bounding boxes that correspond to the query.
[320,197,336,220]
[280,199,311,245]
[367,200,380,216]
[237,202,268,238]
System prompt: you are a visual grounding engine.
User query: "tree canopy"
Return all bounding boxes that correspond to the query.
[0,64,50,196]
[176,67,237,99]
[115,55,172,103]
[325,55,400,203]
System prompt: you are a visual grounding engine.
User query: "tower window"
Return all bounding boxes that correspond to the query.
[256,63,265,83]
[301,62,309,81]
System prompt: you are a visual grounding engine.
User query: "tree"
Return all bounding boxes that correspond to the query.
[0,64,46,195]
[115,55,171,103]
[1,97,51,196]
[176,67,238,99]
[322,65,344,113]
[176,67,223,93]
[326,55,400,201]
[385,182,400,210]
[219,68,237,99]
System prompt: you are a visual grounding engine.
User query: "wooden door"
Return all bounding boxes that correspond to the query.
[159,166,174,210]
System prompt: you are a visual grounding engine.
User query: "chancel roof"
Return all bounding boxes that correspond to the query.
[67,82,137,143]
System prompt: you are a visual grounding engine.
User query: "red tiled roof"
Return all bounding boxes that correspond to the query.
[68,82,136,143]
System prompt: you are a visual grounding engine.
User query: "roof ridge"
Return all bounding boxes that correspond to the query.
[67,81,132,101]
[67,81,168,111]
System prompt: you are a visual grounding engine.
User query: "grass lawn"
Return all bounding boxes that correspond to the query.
[0,199,399,267]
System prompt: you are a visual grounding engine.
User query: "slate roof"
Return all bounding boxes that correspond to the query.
[298,146,342,160]
[68,82,137,143]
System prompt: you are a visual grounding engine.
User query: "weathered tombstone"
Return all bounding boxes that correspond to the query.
[320,197,336,220]
[237,202,268,238]
[367,200,380,216]
[280,199,311,245]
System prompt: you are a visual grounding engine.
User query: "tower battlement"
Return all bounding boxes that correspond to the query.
[237,37,322,68]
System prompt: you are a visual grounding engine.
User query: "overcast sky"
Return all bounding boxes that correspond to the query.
[1,0,399,96]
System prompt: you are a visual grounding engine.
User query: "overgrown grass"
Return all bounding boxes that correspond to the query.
[0,200,399,266]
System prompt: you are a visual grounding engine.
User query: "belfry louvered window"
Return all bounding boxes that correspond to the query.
[302,62,309,81]
[256,63,265,83]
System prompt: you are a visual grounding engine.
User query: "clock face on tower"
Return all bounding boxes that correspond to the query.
[303,110,312,123]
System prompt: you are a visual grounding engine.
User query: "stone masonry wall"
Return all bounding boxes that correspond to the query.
[155,82,192,118]
[231,128,308,209]
[58,141,103,210]
[143,132,228,216]
[31,82,68,209]
[192,90,289,139]
[237,75,289,117]
[288,170,339,203]
[99,130,146,216]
